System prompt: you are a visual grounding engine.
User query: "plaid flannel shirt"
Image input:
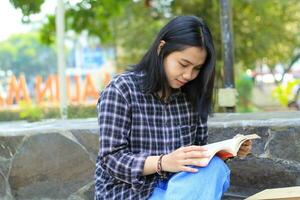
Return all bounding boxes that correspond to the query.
[95,71,208,200]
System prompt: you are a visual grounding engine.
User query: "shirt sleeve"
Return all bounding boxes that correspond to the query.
[96,84,149,191]
[194,115,208,146]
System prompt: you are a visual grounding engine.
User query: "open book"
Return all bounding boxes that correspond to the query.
[199,134,261,165]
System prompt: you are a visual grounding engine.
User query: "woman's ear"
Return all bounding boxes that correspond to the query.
[157,40,166,55]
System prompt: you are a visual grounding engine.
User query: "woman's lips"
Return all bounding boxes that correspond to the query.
[176,79,187,85]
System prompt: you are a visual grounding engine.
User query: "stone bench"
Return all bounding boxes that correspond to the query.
[0,112,299,199]
[209,112,300,199]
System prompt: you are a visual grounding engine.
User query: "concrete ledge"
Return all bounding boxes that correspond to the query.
[0,112,299,199]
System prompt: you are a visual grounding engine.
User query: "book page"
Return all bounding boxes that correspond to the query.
[198,134,261,165]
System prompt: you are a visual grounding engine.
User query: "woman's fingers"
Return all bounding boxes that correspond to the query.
[240,143,252,151]
[180,165,198,173]
[238,145,252,156]
[184,150,210,159]
[241,144,251,150]
[164,145,210,173]
[239,140,252,153]
[181,145,207,153]
[238,140,253,157]
[238,148,250,155]
[243,140,252,146]
[181,158,209,167]
[238,149,248,154]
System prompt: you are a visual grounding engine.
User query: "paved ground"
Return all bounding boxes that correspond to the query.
[252,84,294,112]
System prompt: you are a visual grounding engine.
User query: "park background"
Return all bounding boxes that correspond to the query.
[0,0,300,121]
[0,0,300,200]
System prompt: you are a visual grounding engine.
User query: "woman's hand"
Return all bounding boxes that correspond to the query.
[237,140,252,158]
[162,145,210,173]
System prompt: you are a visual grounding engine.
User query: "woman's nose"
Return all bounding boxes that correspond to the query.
[182,68,194,81]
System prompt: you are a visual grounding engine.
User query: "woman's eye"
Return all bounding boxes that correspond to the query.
[180,63,188,67]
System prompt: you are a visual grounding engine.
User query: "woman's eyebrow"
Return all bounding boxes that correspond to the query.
[181,58,202,67]
[181,58,194,65]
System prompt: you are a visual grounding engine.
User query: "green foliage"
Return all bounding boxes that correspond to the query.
[0,104,96,122]
[236,74,254,112]
[9,0,44,20]
[9,0,300,72]
[115,2,169,66]
[236,104,259,113]
[65,0,131,44]
[172,0,300,71]
[19,101,44,122]
[272,80,300,106]
[10,0,131,46]
[39,15,56,44]
[0,33,57,83]
[7,0,300,113]
[0,109,21,121]
[32,1,166,68]
[232,0,300,69]
[67,105,96,119]
[43,107,60,119]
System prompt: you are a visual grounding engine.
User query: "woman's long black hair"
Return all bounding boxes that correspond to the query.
[130,16,215,120]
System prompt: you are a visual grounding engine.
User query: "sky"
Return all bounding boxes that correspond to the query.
[0,0,56,42]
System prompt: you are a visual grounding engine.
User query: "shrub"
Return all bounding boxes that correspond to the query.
[272,79,300,106]
[0,104,97,122]
[0,109,21,121]
[236,74,254,112]
[19,101,44,122]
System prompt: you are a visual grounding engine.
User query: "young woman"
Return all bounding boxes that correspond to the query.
[95,15,252,200]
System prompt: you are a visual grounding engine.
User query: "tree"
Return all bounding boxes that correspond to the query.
[171,0,300,68]
[0,33,57,82]
[9,0,132,45]
[8,0,169,68]
[9,0,300,76]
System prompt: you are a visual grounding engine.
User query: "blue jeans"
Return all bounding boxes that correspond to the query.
[148,156,230,200]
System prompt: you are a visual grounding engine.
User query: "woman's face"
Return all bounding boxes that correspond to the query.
[163,46,207,89]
